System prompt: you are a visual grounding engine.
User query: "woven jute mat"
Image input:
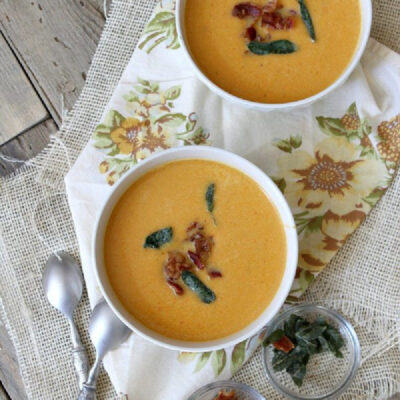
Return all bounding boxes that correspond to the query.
[0,1,399,399]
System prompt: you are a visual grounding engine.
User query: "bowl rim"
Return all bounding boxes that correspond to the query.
[187,380,266,400]
[175,0,372,111]
[92,146,298,352]
[262,304,361,400]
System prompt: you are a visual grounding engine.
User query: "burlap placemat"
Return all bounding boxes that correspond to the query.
[0,1,399,399]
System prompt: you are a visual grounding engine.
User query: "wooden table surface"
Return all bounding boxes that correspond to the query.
[0,1,399,399]
[0,1,106,398]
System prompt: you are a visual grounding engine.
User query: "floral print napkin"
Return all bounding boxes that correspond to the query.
[65,1,400,398]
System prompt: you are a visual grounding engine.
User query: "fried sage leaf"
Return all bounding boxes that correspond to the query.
[324,325,345,358]
[144,227,173,249]
[264,329,284,347]
[248,40,297,55]
[181,270,216,304]
[206,183,215,213]
[298,0,316,41]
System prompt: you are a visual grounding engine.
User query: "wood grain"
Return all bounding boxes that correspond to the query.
[0,0,105,125]
[0,33,48,145]
[0,119,57,176]
[0,322,26,400]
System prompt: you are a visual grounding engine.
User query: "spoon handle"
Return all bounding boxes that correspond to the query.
[69,318,89,389]
[77,383,96,400]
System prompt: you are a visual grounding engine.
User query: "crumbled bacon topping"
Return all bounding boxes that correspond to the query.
[166,279,184,296]
[187,250,205,270]
[208,270,223,279]
[186,221,214,267]
[245,25,257,41]
[261,12,295,30]
[163,251,192,281]
[163,222,221,295]
[194,235,213,261]
[215,390,238,400]
[232,2,262,19]
[273,335,295,353]
[232,0,297,45]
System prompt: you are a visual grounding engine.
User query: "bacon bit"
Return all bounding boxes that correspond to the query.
[187,250,205,270]
[186,221,203,232]
[215,390,238,400]
[186,221,204,241]
[232,2,261,19]
[208,270,223,279]
[185,221,213,264]
[262,0,278,12]
[163,251,192,281]
[273,335,295,353]
[245,25,257,41]
[194,235,213,259]
[166,280,184,296]
[261,12,295,30]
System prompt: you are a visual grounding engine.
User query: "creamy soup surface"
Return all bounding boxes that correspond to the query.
[185,0,361,103]
[104,160,287,341]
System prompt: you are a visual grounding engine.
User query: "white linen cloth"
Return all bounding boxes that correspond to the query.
[65,1,400,398]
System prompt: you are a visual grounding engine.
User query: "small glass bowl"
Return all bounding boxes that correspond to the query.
[262,304,360,400]
[187,380,266,400]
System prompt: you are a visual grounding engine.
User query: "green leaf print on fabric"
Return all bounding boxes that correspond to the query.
[138,11,180,54]
[274,135,303,153]
[194,351,212,372]
[211,349,227,377]
[231,340,247,374]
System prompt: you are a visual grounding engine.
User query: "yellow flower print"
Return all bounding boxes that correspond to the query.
[321,210,366,242]
[110,118,146,155]
[298,231,338,272]
[298,210,366,271]
[278,137,388,215]
[93,79,210,186]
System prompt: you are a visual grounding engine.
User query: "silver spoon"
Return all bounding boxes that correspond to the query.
[77,299,131,400]
[43,252,88,389]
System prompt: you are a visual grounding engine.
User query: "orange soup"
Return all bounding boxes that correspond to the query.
[185,0,361,103]
[104,160,286,341]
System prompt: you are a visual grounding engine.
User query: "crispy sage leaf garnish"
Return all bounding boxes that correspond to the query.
[263,329,284,347]
[206,183,215,213]
[248,40,297,55]
[144,227,173,249]
[265,314,344,386]
[181,270,216,304]
[298,0,316,41]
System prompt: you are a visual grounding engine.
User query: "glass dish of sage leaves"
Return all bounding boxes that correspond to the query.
[262,304,360,400]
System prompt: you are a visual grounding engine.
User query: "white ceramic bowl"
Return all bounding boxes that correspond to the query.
[176,0,372,111]
[93,146,298,351]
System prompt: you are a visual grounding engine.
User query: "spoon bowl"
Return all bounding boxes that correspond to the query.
[43,252,88,389]
[43,252,83,318]
[89,300,131,360]
[77,299,131,400]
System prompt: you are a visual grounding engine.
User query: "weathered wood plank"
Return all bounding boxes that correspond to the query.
[0,321,27,400]
[0,0,106,125]
[0,118,57,176]
[0,33,48,145]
